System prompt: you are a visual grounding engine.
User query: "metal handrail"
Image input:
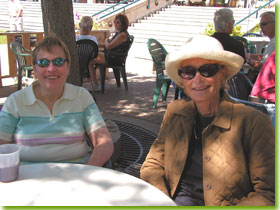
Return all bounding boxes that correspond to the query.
[234,0,275,26]
[92,0,140,19]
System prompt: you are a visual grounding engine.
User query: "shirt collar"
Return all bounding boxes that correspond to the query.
[22,81,74,106]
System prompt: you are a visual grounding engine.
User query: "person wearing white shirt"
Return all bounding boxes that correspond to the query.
[76,16,101,91]
[9,0,24,31]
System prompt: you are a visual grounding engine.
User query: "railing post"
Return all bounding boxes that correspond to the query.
[0,32,45,80]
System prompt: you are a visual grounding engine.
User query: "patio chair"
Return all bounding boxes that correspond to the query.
[232,36,256,54]
[76,39,99,100]
[230,96,268,114]
[9,41,33,90]
[242,33,262,37]
[227,72,253,101]
[147,38,171,108]
[98,35,134,93]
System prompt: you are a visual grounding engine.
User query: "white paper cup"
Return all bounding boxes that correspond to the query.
[0,144,21,182]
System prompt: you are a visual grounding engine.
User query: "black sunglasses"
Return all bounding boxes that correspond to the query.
[35,57,67,67]
[260,21,274,27]
[178,64,224,80]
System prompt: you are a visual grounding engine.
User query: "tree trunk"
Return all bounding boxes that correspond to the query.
[41,0,80,86]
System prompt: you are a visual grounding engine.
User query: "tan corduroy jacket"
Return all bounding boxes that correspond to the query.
[140,91,275,206]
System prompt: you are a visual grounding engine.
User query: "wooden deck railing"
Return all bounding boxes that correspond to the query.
[0,32,44,87]
[0,30,109,87]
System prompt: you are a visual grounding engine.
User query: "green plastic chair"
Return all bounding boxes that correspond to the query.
[232,36,256,54]
[147,38,171,108]
[9,41,33,90]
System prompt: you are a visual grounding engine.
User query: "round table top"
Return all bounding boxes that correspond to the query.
[245,36,270,42]
[0,163,176,206]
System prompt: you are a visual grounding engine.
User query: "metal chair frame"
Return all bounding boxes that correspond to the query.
[227,72,254,101]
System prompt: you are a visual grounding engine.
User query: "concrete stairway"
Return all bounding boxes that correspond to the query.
[128,5,272,49]
[0,1,274,77]
[0,0,123,32]
[125,4,274,70]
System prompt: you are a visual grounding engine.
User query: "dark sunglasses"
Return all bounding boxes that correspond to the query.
[260,21,274,27]
[178,64,224,80]
[35,57,67,67]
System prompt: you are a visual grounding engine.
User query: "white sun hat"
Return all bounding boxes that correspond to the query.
[165,35,244,87]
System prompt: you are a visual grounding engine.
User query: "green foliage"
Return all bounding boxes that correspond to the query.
[249,23,261,33]
[74,12,107,31]
[203,23,215,36]
[0,31,7,44]
[231,25,243,36]
[92,20,107,30]
[202,23,245,36]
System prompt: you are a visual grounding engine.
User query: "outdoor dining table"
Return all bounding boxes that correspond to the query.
[0,163,176,206]
[246,36,270,54]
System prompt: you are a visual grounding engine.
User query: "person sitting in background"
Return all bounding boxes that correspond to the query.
[0,35,114,167]
[212,8,246,61]
[250,51,275,126]
[140,35,274,206]
[92,13,130,67]
[76,16,101,91]
[250,51,275,103]
[248,11,275,69]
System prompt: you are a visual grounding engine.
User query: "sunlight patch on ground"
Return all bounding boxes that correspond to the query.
[119,104,139,113]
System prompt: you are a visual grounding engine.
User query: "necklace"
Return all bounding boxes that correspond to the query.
[193,115,214,141]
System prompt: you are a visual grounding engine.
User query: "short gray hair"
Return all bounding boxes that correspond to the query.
[79,16,93,31]
[214,8,234,31]
[260,11,275,21]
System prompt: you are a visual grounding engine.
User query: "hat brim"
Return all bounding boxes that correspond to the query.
[166,36,244,88]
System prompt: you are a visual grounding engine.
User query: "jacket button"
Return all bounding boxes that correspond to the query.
[205,156,211,161]
[205,184,211,190]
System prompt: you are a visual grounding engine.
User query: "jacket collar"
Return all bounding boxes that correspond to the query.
[172,90,234,130]
[212,91,234,130]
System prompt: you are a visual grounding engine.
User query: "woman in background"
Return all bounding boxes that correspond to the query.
[92,13,130,66]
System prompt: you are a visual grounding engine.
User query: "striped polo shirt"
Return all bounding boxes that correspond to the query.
[0,82,106,162]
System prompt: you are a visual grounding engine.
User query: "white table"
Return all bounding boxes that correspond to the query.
[0,163,176,206]
[246,36,269,54]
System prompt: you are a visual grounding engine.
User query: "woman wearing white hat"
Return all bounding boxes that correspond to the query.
[140,36,274,206]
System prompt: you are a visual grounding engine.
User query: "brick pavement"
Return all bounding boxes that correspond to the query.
[86,71,176,134]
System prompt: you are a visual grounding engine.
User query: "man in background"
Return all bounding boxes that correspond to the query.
[9,0,24,32]
[248,11,275,69]
[76,16,101,91]
[212,8,246,61]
